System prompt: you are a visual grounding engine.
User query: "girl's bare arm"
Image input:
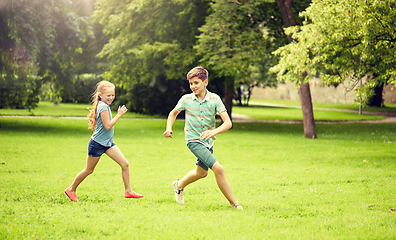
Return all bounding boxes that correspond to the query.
[101,105,127,131]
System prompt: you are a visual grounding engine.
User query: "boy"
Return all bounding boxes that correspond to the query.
[163,66,243,210]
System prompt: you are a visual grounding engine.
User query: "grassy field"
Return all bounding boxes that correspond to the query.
[0,102,162,118]
[249,98,396,112]
[0,100,390,121]
[232,106,385,121]
[1,114,395,239]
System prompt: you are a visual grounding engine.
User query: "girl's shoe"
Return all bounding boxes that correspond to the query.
[65,188,78,202]
[125,191,143,198]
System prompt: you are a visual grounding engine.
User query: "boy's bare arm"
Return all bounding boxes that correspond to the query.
[200,111,232,141]
[164,108,179,138]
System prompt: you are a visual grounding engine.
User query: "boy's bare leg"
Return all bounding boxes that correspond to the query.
[211,161,239,207]
[178,165,208,189]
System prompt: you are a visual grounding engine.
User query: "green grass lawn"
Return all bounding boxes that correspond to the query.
[249,98,396,113]
[0,116,395,239]
[0,101,162,118]
[233,106,385,121]
[0,100,392,121]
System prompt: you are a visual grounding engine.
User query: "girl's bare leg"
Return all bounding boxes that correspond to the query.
[105,145,133,193]
[67,155,100,194]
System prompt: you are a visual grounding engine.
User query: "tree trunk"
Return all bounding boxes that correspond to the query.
[368,82,384,107]
[224,80,234,122]
[276,0,317,139]
[275,0,294,42]
[236,85,242,106]
[299,78,317,138]
[52,81,58,105]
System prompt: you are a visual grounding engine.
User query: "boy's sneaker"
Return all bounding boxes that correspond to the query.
[235,204,243,210]
[172,180,184,205]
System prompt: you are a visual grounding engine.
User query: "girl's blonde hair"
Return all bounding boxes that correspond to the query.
[87,81,115,131]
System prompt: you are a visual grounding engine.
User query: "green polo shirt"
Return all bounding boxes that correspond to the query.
[175,90,227,148]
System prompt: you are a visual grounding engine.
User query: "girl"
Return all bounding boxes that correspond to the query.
[65,81,143,201]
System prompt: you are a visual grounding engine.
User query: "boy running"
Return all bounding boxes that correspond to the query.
[163,66,243,210]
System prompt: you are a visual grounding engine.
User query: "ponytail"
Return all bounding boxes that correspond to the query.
[87,93,100,131]
[87,81,115,131]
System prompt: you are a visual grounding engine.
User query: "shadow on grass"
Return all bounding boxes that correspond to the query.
[0,117,87,135]
[2,117,396,142]
[232,121,396,138]
[232,122,303,135]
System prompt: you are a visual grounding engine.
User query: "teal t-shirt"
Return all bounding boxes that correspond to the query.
[91,101,114,147]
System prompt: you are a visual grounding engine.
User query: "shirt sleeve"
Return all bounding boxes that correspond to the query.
[214,94,226,114]
[175,96,186,113]
[96,102,109,118]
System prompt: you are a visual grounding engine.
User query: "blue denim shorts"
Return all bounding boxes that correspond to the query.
[187,142,217,171]
[88,139,115,157]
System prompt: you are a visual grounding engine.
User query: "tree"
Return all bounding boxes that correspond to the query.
[60,0,110,104]
[0,0,48,109]
[275,0,317,139]
[44,0,93,105]
[271,0,396,108]
[93,0,209,114]
[0,0,92,108]
[194,0,277,118]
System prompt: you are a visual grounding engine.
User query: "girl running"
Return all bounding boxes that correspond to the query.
[65,81,143,201]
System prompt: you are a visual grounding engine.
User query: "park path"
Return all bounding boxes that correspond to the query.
[231,101,396,124]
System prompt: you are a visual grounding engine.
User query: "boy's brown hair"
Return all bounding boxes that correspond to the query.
[187,66,208,81]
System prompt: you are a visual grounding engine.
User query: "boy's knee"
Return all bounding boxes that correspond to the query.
[196,166,208,178]
[198,171,208,178]
[212,163,224,176]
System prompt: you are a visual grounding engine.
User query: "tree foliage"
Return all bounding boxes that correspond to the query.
[0,0,93,108]
[93,0,209,114]
[194,0,311,108]
[271,0,396,104]
[195,0,277,95]
[0,0,48,109]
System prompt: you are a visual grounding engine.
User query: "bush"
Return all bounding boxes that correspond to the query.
[125,77,189,116]
[40,74,103,104]
[0,74,41,110]
[62,74,104,104]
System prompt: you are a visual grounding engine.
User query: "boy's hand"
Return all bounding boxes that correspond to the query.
[163,130,173,138]
[200,130,215,141]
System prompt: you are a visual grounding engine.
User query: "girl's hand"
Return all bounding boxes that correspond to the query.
[117,105,128,116]
[163,130,173,138]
